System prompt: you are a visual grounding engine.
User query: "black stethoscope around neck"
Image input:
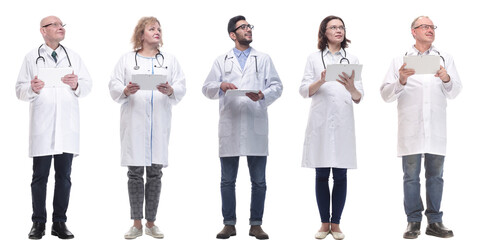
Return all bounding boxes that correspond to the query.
[134,50,167,70]
[321,48,349,69]
[36,44,72,67]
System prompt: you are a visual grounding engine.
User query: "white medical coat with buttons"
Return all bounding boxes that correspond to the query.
[299,49,363,169]
[203,47,282,157]
[16,44,92,157]
[380,46,462,157]
[109,51,186,167]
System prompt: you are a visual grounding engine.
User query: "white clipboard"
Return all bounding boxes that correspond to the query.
[325,64,362,82]
[403,55,440,74]
[37,67,73,88]
[225,89,259,97]
[131,74,167,90]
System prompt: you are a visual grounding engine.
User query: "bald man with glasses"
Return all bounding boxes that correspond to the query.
[16,16,92,239]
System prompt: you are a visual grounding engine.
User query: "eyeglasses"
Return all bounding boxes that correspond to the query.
[414,24,437,30]
[327,26,345,31]
[42,22,66,28]
[234,24,254,32]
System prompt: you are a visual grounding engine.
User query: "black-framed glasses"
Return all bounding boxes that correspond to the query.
[234,24,254,32]
[414,24,437,30]
[42,22,66,28]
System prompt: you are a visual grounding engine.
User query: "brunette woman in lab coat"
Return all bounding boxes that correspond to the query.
[299,16,363,240]
[109,17,186,239]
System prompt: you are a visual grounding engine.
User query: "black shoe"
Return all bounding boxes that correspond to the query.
[28,222,45,239]
[426,222,454,238]
[52,222,74,239]
[216,225,236,239]
[403,222,421,239]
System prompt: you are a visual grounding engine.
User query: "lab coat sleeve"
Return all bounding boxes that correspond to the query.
[261,55,283,107]
[167,56,186,105]
[16,55,39,102]
[202,58,223,99]
[440,55,462,99]
[353,58,364,101]
[73,55,92,97]
[109,56,129,104]
[299,56,316,98]
[380,58,404,103]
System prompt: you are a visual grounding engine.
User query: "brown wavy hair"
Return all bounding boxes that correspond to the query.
[317,16,351,51]
[131,17,162,51]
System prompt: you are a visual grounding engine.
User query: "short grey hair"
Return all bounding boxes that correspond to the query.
[411,16,429,29]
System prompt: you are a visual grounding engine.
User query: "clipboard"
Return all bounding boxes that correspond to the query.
[403,55,440,74]
[37,67,73,88]
[325,64,362,82]
[225,89,259,97]
[131,74,167,90]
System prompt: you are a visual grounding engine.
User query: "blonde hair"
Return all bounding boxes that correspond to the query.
[131,17,162,50]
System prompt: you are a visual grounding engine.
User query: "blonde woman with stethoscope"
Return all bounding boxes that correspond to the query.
[299,15,363,240]
[109,16,186,239]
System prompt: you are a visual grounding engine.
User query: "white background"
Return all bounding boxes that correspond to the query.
[1,0,476,239]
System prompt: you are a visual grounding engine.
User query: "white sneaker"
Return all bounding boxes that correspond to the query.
[125,226,143,239]
[145,225,164,239]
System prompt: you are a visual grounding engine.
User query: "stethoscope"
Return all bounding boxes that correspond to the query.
[321,48,349,69]
[35,44,72,67]
[405,49,446,68]
[134,50,167,70]
[224,54,258,73]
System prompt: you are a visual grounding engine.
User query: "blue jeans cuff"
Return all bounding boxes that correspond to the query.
[224,220,236,226]
[250,220,262,226]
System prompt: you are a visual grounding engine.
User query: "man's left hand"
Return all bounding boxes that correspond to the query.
[62,72,78,90]
[435,66,450,83]
[246,91,264,102]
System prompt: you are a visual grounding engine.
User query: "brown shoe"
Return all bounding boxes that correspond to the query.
[249,225,269,239]
[217,225,236,239]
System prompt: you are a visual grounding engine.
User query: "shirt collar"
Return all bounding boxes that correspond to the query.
[233,47,251,58]
[323,47,346,57]
[408,44,439,56]
[42,44,63,56]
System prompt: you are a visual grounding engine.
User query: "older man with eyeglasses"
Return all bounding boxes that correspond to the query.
[380,16,462,239]
[16,16,92,239]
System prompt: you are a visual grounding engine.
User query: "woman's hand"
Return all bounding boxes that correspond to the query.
[157,82,174,96]
[124,82,140,96]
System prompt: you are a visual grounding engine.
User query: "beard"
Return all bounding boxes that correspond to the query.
[236,33,253,46]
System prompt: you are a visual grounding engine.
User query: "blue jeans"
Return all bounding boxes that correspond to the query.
[220,156,267,226]
[31,153,73,223]
[402,154,444,223]
[315,168,347,224]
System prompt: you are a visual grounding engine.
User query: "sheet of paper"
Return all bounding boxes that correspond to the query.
[225,89,259,97]
[131,74,167,90]
[325,64,363,82]
[37,67,73,88]
[403,55,440,74]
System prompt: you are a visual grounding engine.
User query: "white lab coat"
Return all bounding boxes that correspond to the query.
[109,51,186,167]
[299,49,363,169]
[16,44,92,157]
[380,45,462,157]
[203,47,282,157]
